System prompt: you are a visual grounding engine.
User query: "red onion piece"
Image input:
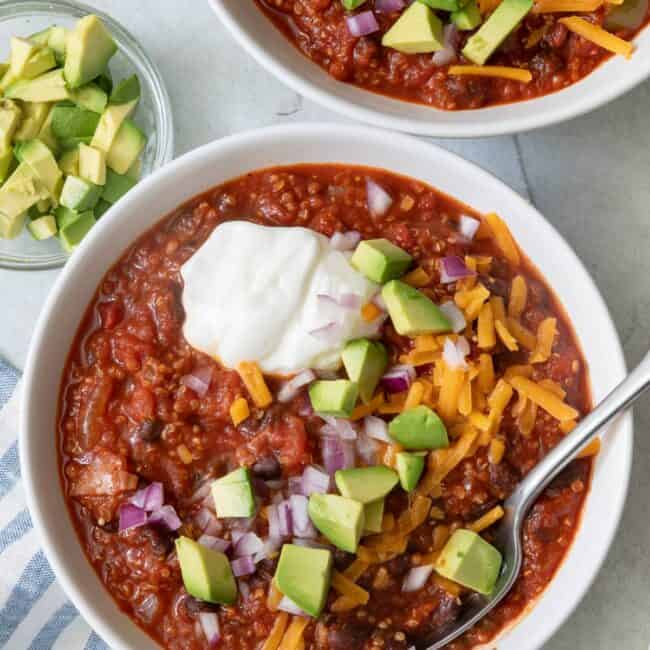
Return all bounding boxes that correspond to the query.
[147,505,182,531]
[356,434,378,465]
[301,465,331,496]
[366,178,393,218]
[253,536,282,563]
[432,24,460,67]
[278,500,293,537]
[442,337,469,370]
[402,564,434,592]
[238,579,251,600]
[345,11,380,37]
[288,476,304,495]
[439,256,476,284]
[198,535,231,553]
[235,532,264,557]
[278,369,316,403]
[189,481,212,504]
[322,436,356,474]
[376,0,405,11]
[308,321,344,345]
[330,230,361,251]
[196,507,221,536]
[290,494,317,538]
[278,595,308,617]
[372,291,387,311]
[180,366,213,398]
[459,214,480,240]
[381,364,416,393]
[118,503,147,532]
[317,292,362,310]
[321,415,358,440]
[439,302,466,334]
[129,482,164,512]
[231,555,256,577]
[199,612,221,646]
[364,415,392,443]
[267,504,281,539]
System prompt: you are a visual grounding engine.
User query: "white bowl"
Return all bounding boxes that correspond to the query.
[21,124,632,649]
[208,0,650,137]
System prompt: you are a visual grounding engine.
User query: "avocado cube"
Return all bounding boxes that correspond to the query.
[341,339,387,404]
[0,162,49,223]
[0,147,14,183]
[5,69,71,103]
[435,529,503,595]
[308,493,365,553]
[2,37,40,89]
[94,198,112,218]
[452,0,483,30]
[335,466,399,504]
[419,0,462,13]
[70,82,109,114]
[275,544,333,617]
[14,103,51,142]
[29,28,52,46]
[78,144,106,185]
[382,2,445,53]
[51,104,101,140]
[110,74,141,105]
[29,26,67,63]
[15,139,63,198]
[58,147,80,177]
[102,169,136,203]
[462,0,533,65]
[363,499,385,534]
[0,211,26,239]
[396,452,427,492]
[0,99,22,150]
[60,175,102,211]
[350,238,412,284]
[309,379,359,417]
[27,214,57,240]
[211,467,255,518]
[176,536,237,605]
[106,119,146,175]
[382,280,452,336]
[59,210,96,253]
[64,15,118,89]
[21,46,57,80]
[37,108,59,156]
[91,100,138,153]
[54,205,83,230]
[341,0,368,8]
[389,405,449,450]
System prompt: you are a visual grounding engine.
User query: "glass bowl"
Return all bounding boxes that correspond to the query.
[0,0,174,270]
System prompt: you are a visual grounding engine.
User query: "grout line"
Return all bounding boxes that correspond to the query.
[513,134,537,207]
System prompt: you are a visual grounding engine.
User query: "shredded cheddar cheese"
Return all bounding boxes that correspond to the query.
[438,363,465,421]
[399,349,440,366]
[415,334,438,352]
[504,364,534,381]
[507,318,537,351]
[404,380,425,409]
[343,558,369,582]
[578,437,601,458]
[449,65,533,83]
[495,320,519,351]
[230,397,250,426]
[331,571,370,605]
[278,617,309,650]
[267,582,284,610]
[508,275,528,318]
[469,505,505,532]
[488,437,506,464]
[478,302,496,349]
[485,213,521,266]
[530,317,557,363]
[509,376,579,421]
[559,16,634,58]
[403,267,431,287]
[361,301,382,322]
[237,361,273,408]
[263,612,289,650]
[350,392,384,420]
[534,0,602,11]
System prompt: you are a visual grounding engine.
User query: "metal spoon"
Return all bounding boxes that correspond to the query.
[424,352,650,649]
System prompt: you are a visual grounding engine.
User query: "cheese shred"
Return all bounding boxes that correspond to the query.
[448,65,533,83]
[559,16,634,59]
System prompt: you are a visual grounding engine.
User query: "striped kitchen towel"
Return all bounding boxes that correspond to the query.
[0,359,108,650]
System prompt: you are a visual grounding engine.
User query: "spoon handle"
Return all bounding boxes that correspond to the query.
[507,351,650,515]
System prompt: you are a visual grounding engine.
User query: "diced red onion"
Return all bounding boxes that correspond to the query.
[459,214,480,241]
[290,494,317,538]
[372,291,387,311]
[439,256,476,284]
[278,369,316,403]
[267,504,281,539]
[402,564,434,592]
[364,415,392,443]
[227,516,256,530]
[321,415,358,440]
[298,401,314,417]
[199,612,221,646]
[322,436,356,474]
[238,579,251,600]
[189,481,213,504]
[356,434,378,465]
[439,302,466,334]
[308,321,344,345]
[288,476,304,495]
[147,505,182,531]
[253,536,282,563]
[345,11,380,37]
[330,230,361,251]
[235,532,264,557]
[196,507,221,536]
[130,482,164,512]
[432,24,460,67]
[118,503,147,532]
[231,555,256,577]
[278,595,308,617]
[180,366,213,398]
[317,292,362,310]
[366,178,393,218]
[198,535,231,553]
[381,364,416,393]
[301,465,331,496]
[442,337,469,370]
[376,0,405,11]
[278,500,293,537]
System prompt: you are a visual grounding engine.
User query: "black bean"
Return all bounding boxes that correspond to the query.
[137,418,164,442]
[141,525,174,556]
[251,456,281,480]
[180,594,220,615]
[328,621,373,649]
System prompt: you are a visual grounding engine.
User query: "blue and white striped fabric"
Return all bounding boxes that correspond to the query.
[0,359,108,650]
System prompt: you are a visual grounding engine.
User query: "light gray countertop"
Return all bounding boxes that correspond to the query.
[2,1,649,648]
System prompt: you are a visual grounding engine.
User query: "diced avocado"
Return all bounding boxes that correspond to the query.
[382,280,452,336]
[0,63,7,79]
[335,466,399,504]
[341,339,387,404]
[126,158,142,181]
[462,0,533,64]
[0,99,22,149]
[14,103,51,142]
[94,70,113,95]
[5,69,70,102]
[36,107,59,155]
[27,214,57,240]
[363,499,384,534]
[58,147,79,176]
[78,144,106,185]
[309,380,359,417]
[102,168,136,203]
[29,28,52,46]
[396,452,426,492]
[382,2,445,53]
[54,205,83,230]
[51,104,101,140]
[91,99,138,153]
[435,529,502,595]
[59,136,92,150]
[452,0,483,30]
[30,26,67,63]
[350,238,412,284]
[0,211,26,239]
[106,119,146,174]
[0,162,49,224]
[94,198,111,218]
[70,83,109,114]
[275,544,333,617]
[0,147,14,183]
[1,37,40,90]
[419,0,462,13]
[605,0,649,29]
[64,15,118,89]
[58,209,96,253]
[341,0,368,8]
[21,47,57,79]
[15,139,63,198]
[176,536,237,605]
[29,199,51,219]
[60,175,102,211]
[110,74,141,105]
[389,405,449,450]
[211,467,255,518]
[308,493,365,553]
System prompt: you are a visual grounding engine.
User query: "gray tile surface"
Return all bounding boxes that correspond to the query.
[1,0,648,647]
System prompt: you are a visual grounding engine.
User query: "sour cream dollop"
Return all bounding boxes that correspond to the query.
[181,221,381,374]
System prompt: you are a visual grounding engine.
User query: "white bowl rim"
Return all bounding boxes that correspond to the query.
[19,123,632,650]
[208,0,650,138]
